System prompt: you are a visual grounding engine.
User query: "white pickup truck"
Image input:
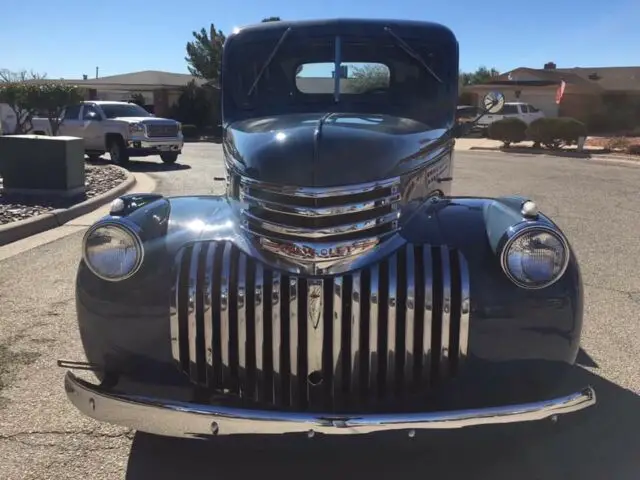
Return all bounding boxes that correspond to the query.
[31,101,184,164]
[476,101,545,133]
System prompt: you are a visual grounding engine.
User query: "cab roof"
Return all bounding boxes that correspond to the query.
[227,18,457,44]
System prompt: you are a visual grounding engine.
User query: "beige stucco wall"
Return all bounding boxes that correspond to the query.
[463,85,560,117]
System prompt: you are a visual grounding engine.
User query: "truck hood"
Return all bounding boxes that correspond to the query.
[225,113,450,187]
[110,117,178,125]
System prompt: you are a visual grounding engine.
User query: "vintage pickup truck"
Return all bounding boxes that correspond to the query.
[61,18,594,439]
[31,101,184,164]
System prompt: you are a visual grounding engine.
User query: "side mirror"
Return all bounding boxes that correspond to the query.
[87,112,102,121]
[481,91,505,114]
[452,91,505,138]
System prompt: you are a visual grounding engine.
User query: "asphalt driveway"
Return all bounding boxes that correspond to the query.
[0,144,638,479]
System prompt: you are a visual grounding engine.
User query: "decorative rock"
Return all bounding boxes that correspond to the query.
[0,164,127,225]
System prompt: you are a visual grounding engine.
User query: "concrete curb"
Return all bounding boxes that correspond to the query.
[467,146,640,164]
[0,167,136,247]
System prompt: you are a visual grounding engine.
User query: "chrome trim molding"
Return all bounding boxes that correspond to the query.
[239,176,401,197]
[64,372,596,438]
[500,224,571,290]
[236,175,403,268]
[170,241,471,412]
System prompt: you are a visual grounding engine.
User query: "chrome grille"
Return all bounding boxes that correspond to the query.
[237,177,402,241]
[171,241,470,412]
[146,123,179,138]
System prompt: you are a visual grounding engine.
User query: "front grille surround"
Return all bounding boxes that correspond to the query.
[237,176,403,243]
[171,240,471,413]
[146,123,179,138]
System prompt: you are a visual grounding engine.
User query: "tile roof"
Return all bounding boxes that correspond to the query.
[80,70,206,87]
[501,66,640,92]
[22,70,207,88]
[555,66,640,91]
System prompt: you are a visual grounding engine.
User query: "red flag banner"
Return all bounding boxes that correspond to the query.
[555,80,566,104]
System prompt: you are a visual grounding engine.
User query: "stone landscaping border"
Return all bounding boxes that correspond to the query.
[468,146,640,163]
[0,166,135,247]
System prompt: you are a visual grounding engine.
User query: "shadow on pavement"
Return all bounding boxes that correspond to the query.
[86,157,191,172]
[125,359,640,480]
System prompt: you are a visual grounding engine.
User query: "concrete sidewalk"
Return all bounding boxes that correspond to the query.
[454,138,503,150]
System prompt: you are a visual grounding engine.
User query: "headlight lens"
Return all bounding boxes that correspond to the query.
[501,227,569,289]
[83,223,143,281]
[129,123,145,135]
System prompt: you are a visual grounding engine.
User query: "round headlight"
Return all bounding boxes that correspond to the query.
[82,223,143,281]
[501,226,570,289]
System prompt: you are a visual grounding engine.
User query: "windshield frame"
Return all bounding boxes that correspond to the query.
[100,103,152,119]
[222,22,459,126]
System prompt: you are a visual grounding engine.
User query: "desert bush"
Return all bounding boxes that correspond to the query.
[605,137,631,151]
[627,144,640,156]
[526,117,587,149]
[32,82,84,135]
[181,124,198,138]
[487,117,527,147]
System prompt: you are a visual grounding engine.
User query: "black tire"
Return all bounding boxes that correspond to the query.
[108,137,129,166]
[160,152,179,164]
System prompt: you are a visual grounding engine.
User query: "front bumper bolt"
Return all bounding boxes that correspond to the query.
[211,421,219,435]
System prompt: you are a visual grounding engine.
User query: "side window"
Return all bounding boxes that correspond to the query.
[528,104,540,112]
[63,105,82,120]
[82,105,101,120]
[519,104,529,113]
[501,104,519,115]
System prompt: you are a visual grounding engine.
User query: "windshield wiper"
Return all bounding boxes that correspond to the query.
[383,26,442,84]
[246,27,293,97]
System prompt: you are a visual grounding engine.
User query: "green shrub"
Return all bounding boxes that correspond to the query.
[487,117,527,147]
[526,117,587,149]
[181,124,198,139]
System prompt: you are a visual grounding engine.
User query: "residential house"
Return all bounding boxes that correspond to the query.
[464,63,640,130]
[27,70,210,117]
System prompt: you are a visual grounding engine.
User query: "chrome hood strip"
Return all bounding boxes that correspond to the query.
[239,175,401,198]
[240,192,401,218]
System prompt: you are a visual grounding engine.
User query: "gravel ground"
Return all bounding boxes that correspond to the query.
[0,145,639,479]
[0,165,127,225]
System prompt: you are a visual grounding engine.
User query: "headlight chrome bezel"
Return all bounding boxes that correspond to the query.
[500,224,571,290]
[129,123,145,135]
[82,220,144,282]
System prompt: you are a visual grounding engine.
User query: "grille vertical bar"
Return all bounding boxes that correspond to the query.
[171,241,470,412]
[220,244,232,388]
[332,277,343,404]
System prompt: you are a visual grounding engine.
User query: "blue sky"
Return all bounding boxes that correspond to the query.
[2,0,638,79]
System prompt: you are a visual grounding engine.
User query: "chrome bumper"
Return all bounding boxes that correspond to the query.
[127,137,183,150]
[65,372,596,438]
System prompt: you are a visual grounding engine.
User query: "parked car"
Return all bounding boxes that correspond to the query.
[31,101,183,164]
[476,101,545,133]
[61,18,595,439]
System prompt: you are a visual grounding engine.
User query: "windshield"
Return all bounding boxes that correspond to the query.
[223,29,457,126]
[100,103,152,119]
